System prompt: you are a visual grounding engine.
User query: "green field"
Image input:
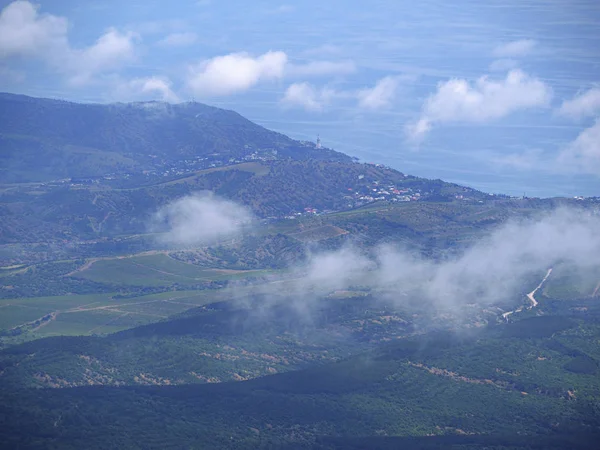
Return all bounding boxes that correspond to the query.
[0,249,282,345]
[0,290,226,343]
[72,253,274,286]
[0,304,56,330]
[288,225,348,242]
[158,162,271,187]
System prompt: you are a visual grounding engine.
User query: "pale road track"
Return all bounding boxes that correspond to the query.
[87,312,131,334]
[593,280,600,298]
[7,298,179,334]
[64,258,97,277]
[527,268,553,308]
[502,268,553,321]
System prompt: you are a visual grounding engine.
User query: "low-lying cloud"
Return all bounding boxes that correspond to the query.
[245,208,600,315]
[151,193,253,247]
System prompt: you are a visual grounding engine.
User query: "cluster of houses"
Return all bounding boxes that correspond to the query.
[147,149,277,179]
[63,148,281,187]
[344,180,422,208]
[282,180,427,220]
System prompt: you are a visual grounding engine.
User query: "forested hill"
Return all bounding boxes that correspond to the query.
[0,93,494,245]
[0,93,350,183]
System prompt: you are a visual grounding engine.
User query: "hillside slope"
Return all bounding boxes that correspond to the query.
[0,93,348,183]
[1,310,599,449]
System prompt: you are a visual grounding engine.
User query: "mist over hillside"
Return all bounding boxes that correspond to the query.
[162,194,600,320]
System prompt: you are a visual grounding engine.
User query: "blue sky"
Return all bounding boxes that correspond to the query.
[1,0,599,197]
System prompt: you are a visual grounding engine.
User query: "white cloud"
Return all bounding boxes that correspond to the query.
[152,193,254,247]
[282,75,405,112]
[288,60,356,77]
[489,58,518,72]
[136,77,178,102]
[187,51,287,96]
[69,28,138,85]
[0,1,138,86]
[406,118,432,142]
[300,247,374,293]
[157,32,197,47]
[186,51,358,98]
[493,39,536,58]
[558,87,600,119]
[281,82,338,112]
[0,0,68,59]
[488,119,600,176]
[357,76,399,110]
[115,76,179,103]
[557,120,600,175]
[407,70,552,141]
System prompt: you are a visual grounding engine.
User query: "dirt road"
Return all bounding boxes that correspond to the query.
[593,281,600,298]
[502,268,552,321]
[527,268,553,308]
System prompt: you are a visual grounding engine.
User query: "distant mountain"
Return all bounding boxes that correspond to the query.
[0,93,349,183]
[0,93,500,246]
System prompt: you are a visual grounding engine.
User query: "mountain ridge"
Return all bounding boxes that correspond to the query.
[0,92,350,183]
[0,92,500,247]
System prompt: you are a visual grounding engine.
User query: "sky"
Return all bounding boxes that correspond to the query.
[0,0,599,197]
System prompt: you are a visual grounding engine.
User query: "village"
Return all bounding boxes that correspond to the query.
[36,137,595,223]
[285,177,426,219]
[48,146,280,188]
